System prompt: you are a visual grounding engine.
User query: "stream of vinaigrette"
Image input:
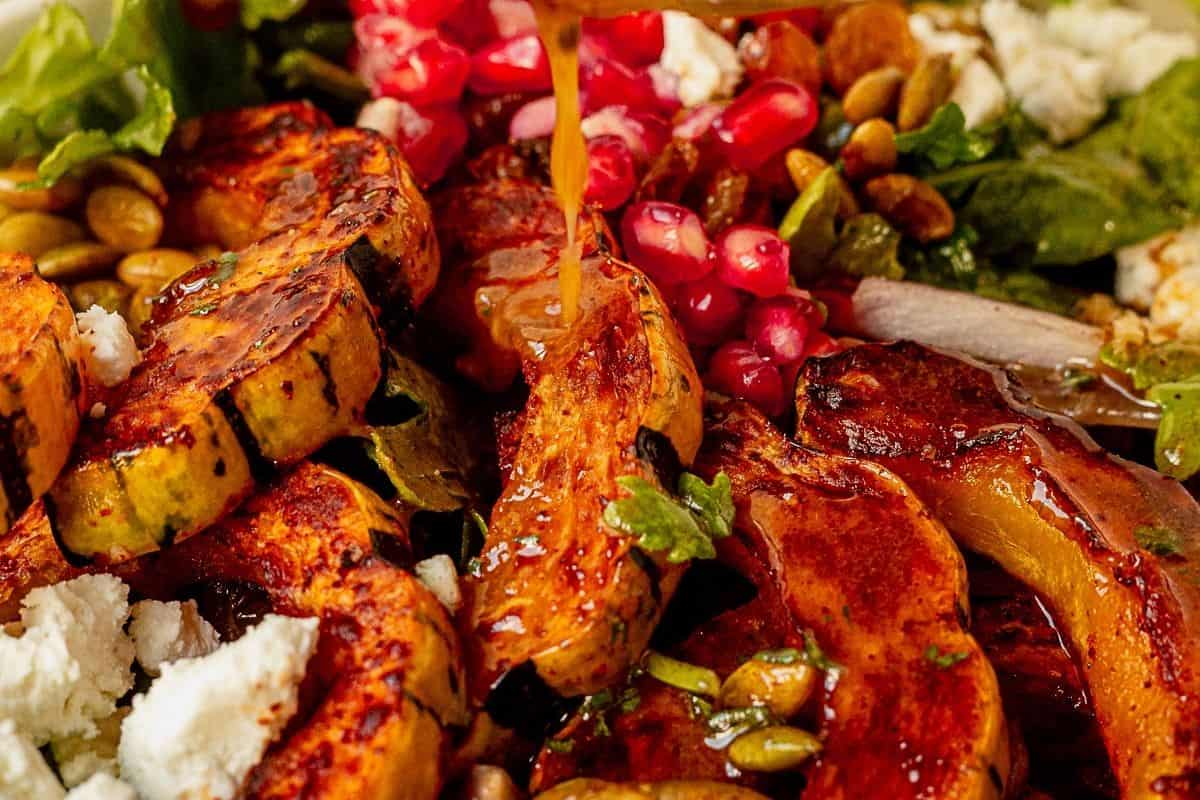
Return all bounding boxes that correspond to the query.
[531,0,815,324]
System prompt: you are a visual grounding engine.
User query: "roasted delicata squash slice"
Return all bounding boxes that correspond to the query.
[127,463,467,800]
[535,779,770,800]
[696,398,1010,800]
[47,103,439,563]
[0,254,84,534]
[795,341,1200,799]
[432,176,703,701]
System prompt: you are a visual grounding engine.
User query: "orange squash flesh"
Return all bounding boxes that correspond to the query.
[795,341,1200,799]
[696,398,1009,800]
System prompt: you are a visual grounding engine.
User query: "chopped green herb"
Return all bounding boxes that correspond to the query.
[802,630,843,673]
[515,534,541,549]
[466,557,482,578]
[189,302,218,317]
[603,471,735,564]
[617,687,641,714]
[896,103,996,172]
[545,738,575,754]
[752,648,802,665]
[1134,525,1184,557]
[924,645,970,669]
[1060,368,1096,389]
[706,706,778,738]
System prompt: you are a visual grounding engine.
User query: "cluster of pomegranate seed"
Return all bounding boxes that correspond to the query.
[350,2,841,416]
[621,201,838,417]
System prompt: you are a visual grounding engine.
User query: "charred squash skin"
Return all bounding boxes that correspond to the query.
[125,463,467,800]
[696,398,1009,800]
[431,175,702,701]
[795,341,1200,799]
[47,104,438,563]
[0,255,83,534]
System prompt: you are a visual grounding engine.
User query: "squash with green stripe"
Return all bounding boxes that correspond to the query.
[48,103,439,563]
[0,254,83,534]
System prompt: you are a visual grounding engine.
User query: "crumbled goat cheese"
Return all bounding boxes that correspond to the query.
[75,305,139,388]
[415,555,462,612]
[0,575,134,745]
[64,773,137,800]
[909,13,984,70]
[51,709,126,789]
[910,13,1006,128]
[661,11,742,107]
[1116,224,1200,310]
[981,0,1107,142]
[1046,0,1196,95]
[129,600,220,676]
[1151,268,1200,342]
[0,720,66,800]
[119,614,319,800]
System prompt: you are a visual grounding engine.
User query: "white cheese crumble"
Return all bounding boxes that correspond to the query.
[981,0,1108,143]
[128,599,220,677]
[661,11,742,107]
[1046,0,1196,96]
[119,614,319,800]
[0,719,66,800]
[909,12,984,71]
[1151,268,1200,342]
[51,708,126,789]
[0,575,134,745]
[75,305,140,388]
[64,773,137,800]
[415,555,462,612]
[1116,224,1200,310]
[909,13,1006,129]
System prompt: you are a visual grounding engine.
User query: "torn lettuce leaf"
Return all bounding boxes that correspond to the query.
[1,0,299,186]
[895,103,996,172]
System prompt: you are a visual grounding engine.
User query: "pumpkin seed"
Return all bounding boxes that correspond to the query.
[0,166,83,212]
[644,651,721,697]
[719,659,817,720]
[88,155,169,207]
[0,212,85,257]
[116,249,199,290]
[68,280,132,316]
[37,242,122,281]
[897,54,954,132]
[727,726,822,772]
[842,66,906,125]
[785,150,860,220]
[85,185,163,252]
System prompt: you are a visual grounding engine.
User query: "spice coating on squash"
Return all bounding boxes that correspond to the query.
[430,174,702,700]
[127,463,466,800]
[47,104,439,562]
[697,398,1009,800]
[795,341,1200,799]
[0,254,83,534]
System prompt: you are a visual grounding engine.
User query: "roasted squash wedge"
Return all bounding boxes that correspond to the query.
[0,254,83,534]
[47,104,438,563]
[128,462,467,800]
[696,398,1010,800]
[795,341,1200,799]
[431,175,703,701]
[536,779,769,800]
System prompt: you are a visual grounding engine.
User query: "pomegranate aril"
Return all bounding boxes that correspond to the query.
[706,340,786,417]
[673,103,723,140]
[368,36,470,106]
[584,12,664,67]
[581,106,669,163]
[738,21,822,94]
[802,330,842,358]
[671,275,746,346]
[509,96,556,140]
[469,33,552,95]
[585,136,637,211]
[490,0,537,36]
[581,58,663,115]
[349,0,463,25]
[371,101,467,187]
[744,296,810,363]
[712,79,818,172]
[716,224,791,298]
[754,9,824,37]
[621,201,715,286]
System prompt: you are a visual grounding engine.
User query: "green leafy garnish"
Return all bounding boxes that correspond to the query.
[802,630,843,674]
[578,686,640,737]
[603,472,734,564]
[924,645,970,669]
[1134,525,1185,557]
[1100,341,1200,390]
[545,738,575,754]
[1060,368,1096,389]
[240,0,305,30]
[827,213,904,280]
[1147,382,1200,481]
[752,648,802,665]
[895,103,996,172]
[273,50,369,104]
